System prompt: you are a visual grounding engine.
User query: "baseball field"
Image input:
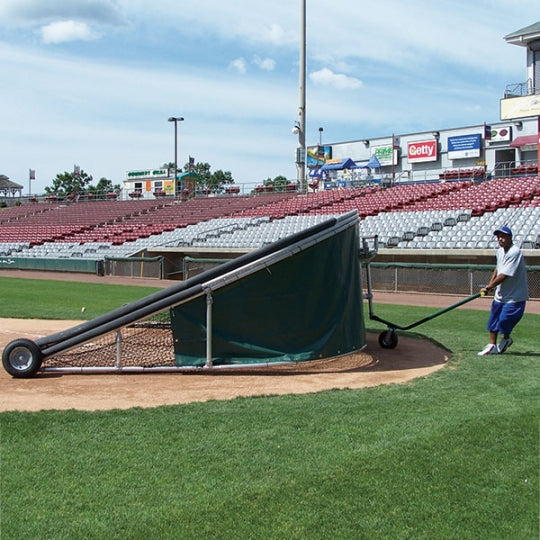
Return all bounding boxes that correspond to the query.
[0,273,538,538]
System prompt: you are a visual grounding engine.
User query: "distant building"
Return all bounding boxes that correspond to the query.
[0,175,23,197]
[307,22,540,189]
[122,168,173,199]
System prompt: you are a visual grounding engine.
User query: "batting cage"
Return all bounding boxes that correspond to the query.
[2,211,366,377]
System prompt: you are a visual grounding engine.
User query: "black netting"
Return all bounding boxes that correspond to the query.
[43,312,175,369]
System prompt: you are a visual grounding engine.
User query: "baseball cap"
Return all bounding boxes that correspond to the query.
[493,226,512,237]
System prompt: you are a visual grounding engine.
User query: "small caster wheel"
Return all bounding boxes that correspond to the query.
[378,329,398,349]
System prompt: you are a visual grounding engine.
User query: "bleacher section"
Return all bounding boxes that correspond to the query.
[0,194,296,248]
[438,167,486,180]
[512,162,538,176]
[359,206,540,249]
[0,177,539,261]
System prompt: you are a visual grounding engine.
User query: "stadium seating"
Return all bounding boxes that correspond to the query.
[1,176,539,259]
[439,167,486,180]
[512,163,538,176]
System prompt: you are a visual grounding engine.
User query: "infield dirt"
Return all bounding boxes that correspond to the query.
[0,318,449,412]
[2,269,536,412]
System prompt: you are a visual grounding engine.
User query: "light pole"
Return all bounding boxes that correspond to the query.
[295,0,306,191]
[168,116,184,195]
[317,127,325,177]
[318,127,324,167]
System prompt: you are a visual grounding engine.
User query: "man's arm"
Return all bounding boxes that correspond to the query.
[481,269,507,295]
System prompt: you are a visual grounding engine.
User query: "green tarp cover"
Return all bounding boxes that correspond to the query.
[171,220,365,366]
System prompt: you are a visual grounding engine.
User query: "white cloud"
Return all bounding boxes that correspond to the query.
[260,23,296,46]
[41,20,100,43]
[0,42,299,191]
[229,57,247,74]
[309,68,363,90]
[147,2,298,47]
[0,1,536,193]
[0,0,126,26]
[253,56,276,71]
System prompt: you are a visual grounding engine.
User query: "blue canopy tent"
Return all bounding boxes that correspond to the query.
[320,158,358,172]
[356,153,382,185]
[320,158,358,190]
[366,154,381,169]
[356,154,382,169]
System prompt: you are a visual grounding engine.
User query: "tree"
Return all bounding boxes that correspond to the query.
[183,161,211,185]
[270,175,289,191]
[88,177,120,197]
[45,169,93,197]
[182,161,235,194]
[208,169,234,193]
[260,175,289,192]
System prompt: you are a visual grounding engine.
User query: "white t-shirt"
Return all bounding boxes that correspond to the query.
[494,244,529,303]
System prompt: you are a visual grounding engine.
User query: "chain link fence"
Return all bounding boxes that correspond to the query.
[104,256,163,280]
[364,263,540,299]
[109,254,540,300]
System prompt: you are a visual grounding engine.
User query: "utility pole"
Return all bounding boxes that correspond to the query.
[296,0,306,191]
[168,116,184,196]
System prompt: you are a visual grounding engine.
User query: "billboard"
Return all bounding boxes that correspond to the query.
[407,140,437,163]
[371,144,397,166]
[448,134,481,160]
[500,95,540,120]
[488,126,512,142]
[307,145,332,167]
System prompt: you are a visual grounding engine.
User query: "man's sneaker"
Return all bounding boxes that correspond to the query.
[478,344,498,356]
[498,337,513,354]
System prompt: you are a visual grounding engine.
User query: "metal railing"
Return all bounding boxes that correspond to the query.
[490,159,539,179]
[364,263,540,299]
[504,79,536,98]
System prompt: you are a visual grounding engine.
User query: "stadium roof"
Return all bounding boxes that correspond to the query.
[504,21,540,46]
[0,175,23,191]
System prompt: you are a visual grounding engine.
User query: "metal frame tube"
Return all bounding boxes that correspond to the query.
[36,217,339,352]
[205,291,213,368]
[115,330,123,369]
[35,213,357,360]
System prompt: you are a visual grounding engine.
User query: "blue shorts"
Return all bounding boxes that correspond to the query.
[486,301,526,336]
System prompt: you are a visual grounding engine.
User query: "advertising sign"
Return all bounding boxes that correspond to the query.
[126,168,168,179]
[500,95,540,120]
[307,145,332,167]
[407,140,437,163]
[371,145,397,166]
[488,126,512,142]
[448,134,481,160]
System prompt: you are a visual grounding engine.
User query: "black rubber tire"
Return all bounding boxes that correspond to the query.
[2,339,43,378]
[378,329,398,349]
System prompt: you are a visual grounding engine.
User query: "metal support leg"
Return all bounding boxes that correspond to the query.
[115,330,123,369]
[205,291,213,368]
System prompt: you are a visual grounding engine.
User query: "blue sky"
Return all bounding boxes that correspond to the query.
[0,0,535,193]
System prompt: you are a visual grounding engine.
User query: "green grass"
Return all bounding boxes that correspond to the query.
[1,279,538,539]
[0,277,160,319]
